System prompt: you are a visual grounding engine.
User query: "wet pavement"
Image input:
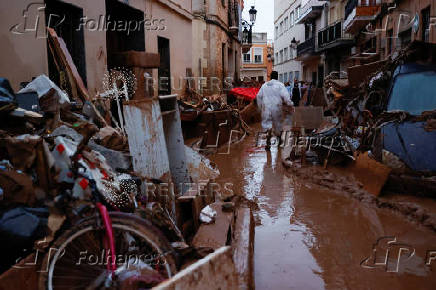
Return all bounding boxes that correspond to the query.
[211,125,436,290]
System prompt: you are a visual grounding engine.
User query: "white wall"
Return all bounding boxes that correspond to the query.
[273,0,304,82]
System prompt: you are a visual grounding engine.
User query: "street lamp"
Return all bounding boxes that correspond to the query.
[249,6,257,24]
[242,5,257,44]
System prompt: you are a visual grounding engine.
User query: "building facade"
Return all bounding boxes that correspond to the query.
[192,0,246,94]
[294,0,436,86]
[273,0,305,84]
[241,32,269,82]
[296,0,354,87]
[1,0,249,97]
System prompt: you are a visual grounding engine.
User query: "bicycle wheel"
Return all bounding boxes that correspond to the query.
[39,212,177,289]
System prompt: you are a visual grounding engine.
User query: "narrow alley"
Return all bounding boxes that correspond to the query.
[211,126,436,290]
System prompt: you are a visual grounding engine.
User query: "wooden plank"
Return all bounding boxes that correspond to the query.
[232,207,254,290]
[349,152,392,196]
[292,106,324,130]
[47,28,89,103]
[153,247,238,290]
[192,202,233,250]
[110,51,160,68]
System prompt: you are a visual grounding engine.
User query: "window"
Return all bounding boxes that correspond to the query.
[284,72,288,83]
[275,26,278,39]
[284,17,288,31]
[329,7,335,24]
[284,47,288,61]
[280,21,283,35]
[254,47,263,63]
[289,72,294,82]
[388,71,436,115]
[294,71,300,81]
[275,52,278,64]
[296,6,301,20]
[243,49,251,63]
[290,12,294,27]
[289,45,294,59]
[279,74,283,83]
[279,50,283,63]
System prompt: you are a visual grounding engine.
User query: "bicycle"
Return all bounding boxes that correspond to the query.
[38,132,177,289]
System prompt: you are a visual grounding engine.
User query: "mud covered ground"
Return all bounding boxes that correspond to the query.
[210,124,436,290]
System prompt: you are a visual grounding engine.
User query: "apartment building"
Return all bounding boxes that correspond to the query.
[241,32,269,82]
[273,0,305,84]
[296,0,354,86]
[294,0,436,86]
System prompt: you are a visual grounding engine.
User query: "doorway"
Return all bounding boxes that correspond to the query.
[45,0,87,87]
[158,37,171,96]
[317,65,324,88]
[105,0,145,68]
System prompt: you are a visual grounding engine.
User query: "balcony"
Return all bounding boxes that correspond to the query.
[241,28,252,54]
[296,0,326,24]
[296,37,315,60]
[344,0,382,34]
[317,20,354,51]
[228,1,240,35]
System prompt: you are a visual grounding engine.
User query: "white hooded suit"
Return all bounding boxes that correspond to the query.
[256,79,293,135]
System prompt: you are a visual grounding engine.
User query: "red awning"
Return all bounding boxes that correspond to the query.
[229,87,260,101]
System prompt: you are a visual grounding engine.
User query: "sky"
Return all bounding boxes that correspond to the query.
[242,0,274,41]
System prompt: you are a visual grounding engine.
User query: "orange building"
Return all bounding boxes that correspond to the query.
[241,32,269,82]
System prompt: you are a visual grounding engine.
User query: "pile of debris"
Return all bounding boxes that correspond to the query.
[318,41,436,196]
[179,87,256,151]
[0,29,255,289]
[0,71,134,268]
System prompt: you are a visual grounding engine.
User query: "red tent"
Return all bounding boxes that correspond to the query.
[229,87,259,101]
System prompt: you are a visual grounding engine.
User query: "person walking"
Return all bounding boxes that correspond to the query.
[256,71,294,150]
[291,79,301,107]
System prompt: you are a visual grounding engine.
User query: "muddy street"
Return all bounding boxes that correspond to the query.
[211,125,436,290]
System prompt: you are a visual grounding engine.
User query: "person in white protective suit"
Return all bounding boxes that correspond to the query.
[256,71,294,150]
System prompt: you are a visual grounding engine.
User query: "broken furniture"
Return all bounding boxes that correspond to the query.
[110,51,160,99]
[290,106,324,165]
[123,98,175,217]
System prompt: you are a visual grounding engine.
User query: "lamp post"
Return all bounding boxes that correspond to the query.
[249,5,257,23]
[242,6,257,44]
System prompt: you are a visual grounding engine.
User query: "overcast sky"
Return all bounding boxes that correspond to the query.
[242,0,274,41]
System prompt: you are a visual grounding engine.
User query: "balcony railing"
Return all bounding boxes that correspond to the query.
[296,0,326,24]
[228,1,240,29]
[317,20,353,49]
[297,37,315,56]
[345,0,383,19]
[242,29,252,45]
[241,28,252,53]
